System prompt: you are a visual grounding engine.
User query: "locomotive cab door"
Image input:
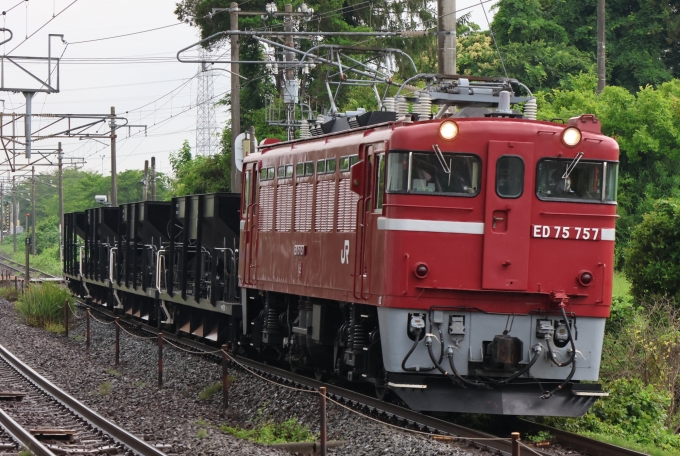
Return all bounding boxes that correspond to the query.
[352,143,385,300]
[482,141,534,290]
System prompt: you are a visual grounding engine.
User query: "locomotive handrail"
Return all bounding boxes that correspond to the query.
[352,197,364,301]
[361,195,373,300]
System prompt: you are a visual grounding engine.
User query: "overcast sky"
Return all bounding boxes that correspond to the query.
[0,0,497,179]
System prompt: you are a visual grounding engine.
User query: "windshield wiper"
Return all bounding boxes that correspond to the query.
[432,144,452,185]
[562,151,584,180]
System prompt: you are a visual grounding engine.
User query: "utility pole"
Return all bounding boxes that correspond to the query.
[143,160,148,202]
[597,0,606,94]
[284,3,296,141]
[110,106,118,207]
[58,142,64,262]
[437,0,456,74]
[12,176,16,253]
[230,2,242,193]
[151,156,156,201]
[31,166,36,255]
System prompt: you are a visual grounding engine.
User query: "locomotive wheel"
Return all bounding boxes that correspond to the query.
[374,369,392,401]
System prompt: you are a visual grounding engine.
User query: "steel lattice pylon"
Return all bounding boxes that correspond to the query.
[196,47,220,156]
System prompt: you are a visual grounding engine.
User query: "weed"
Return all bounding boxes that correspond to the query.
[107,369,121,378]
[44,322,65,334]
[18,449,32,456]
[220,419,316,444]
[73,335,83,341]
[198,380,234,401]
[14,283,74,331]
[197,429,208,439]
[0,286,19,302]
[99,382,111,395]
[136,381,146,387]
[197,418,210,426]
[527,431,552,443]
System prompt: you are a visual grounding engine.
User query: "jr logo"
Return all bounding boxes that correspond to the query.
[340,240,350,264]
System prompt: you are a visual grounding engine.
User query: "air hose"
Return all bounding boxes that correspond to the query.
[446,347,488,388]
[401,328,435,372]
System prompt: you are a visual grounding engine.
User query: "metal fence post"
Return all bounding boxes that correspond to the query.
[158,332,163,388]
[86,308,91,350]
[319,386,327,456]
[512,432,520,456]
[115,317,120,365]
[64,299,69,338]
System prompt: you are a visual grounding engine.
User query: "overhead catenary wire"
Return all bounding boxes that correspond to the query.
[68,23,183,45]
[8,0,79,54]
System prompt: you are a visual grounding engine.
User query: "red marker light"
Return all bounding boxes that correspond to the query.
[579,271,593,286]
[414,263,429,279]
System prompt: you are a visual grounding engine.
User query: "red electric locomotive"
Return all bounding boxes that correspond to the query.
[238,75,617,416]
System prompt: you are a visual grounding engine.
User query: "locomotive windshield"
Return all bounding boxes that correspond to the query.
[387,151,480,196]
[537,159,618,203]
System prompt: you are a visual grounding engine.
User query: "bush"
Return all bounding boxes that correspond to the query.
[625,199,680,299]
[15,283,74,330]
[544,379,680,451]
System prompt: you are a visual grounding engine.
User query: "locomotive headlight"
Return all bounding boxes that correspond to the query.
[562,126,582,147]
[439,121,458,140]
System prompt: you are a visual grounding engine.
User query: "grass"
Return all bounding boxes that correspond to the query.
[14,282,74,330]
[137,381,146,387]
[220,419,316,445]
[0,286,19,302]
[198,379,235,401]
[613,271,631,297]
[18,450,32,456]
[98,382,112,395]
[197,429,208,439]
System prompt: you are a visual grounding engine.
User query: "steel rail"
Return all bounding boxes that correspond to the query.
[0,407,55,456]
[518,419,647,456]
[0,344,167,456]
[76,301,546,456]
[0,254,56,278]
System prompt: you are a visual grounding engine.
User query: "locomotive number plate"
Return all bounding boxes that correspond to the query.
[532,225,601,240]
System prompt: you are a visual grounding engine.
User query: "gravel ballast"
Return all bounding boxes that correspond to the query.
[0,299,577,455]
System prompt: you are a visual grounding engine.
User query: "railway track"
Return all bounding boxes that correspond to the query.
[77,300,648,456]
[0,254,60,282]
[0,343,168,456]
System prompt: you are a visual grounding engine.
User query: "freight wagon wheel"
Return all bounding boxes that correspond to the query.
[314,368,327,382]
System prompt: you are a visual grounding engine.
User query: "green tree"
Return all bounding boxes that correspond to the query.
[170,140,232,195]
[491,0,680,91]
[625,200,680,298]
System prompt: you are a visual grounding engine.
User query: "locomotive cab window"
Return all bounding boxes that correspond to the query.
[537,159,618,203]
[387,151,481,196]
[496,156,524,198]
